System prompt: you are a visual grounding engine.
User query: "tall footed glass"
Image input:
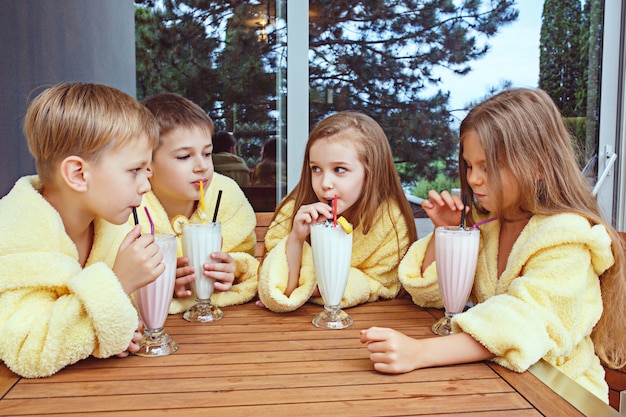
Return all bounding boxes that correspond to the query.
[182,222,224,322]
[311,222,353,329]
[431,226,480,336]
[134,233,179,356]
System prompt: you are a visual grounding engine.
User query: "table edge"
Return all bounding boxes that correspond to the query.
[528,359,621,417]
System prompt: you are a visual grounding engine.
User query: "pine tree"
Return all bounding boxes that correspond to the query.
[135,0,518,182]
[539,0,584,117]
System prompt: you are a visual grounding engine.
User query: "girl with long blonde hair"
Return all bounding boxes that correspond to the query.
[362,88,626,403]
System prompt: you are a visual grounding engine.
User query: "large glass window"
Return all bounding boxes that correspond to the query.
[135,0,287,211]
[134,0,624,228]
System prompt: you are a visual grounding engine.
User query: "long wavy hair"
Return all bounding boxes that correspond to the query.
[459,88,626,369]
[273,111,417,244]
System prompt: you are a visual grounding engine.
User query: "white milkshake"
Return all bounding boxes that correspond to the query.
[310,222,353,329]
[432,226,480,335]
[181,222,224,322]
[133,233,179,356]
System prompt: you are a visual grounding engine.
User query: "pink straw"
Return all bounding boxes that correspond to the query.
[472,216,498,229]
[144,206,155,236]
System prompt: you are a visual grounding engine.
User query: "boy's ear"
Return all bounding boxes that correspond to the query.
[59,156,89,192]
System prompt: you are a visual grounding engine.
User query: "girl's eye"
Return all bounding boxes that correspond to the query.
[204,152,212,158]
[176,154,190,160]
[334,167,346,174]
[130,168,140,175]
[310,166,320,173]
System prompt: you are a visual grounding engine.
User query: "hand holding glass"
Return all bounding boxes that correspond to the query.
[311,222,353,329]
[182,222,224,322]
[431,226,480,336]
[133,233,179,356]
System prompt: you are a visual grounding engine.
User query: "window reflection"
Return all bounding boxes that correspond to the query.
[135,0,606,212]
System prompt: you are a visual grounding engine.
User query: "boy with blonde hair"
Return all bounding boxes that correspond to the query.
[0,82,164,377]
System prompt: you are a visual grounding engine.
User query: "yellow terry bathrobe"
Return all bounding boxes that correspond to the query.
[0,176,138,378]
[399,212,614,401]
[134,173,259,313]
[258,199,412,312]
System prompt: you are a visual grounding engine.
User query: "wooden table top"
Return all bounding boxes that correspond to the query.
[0,297,618,416]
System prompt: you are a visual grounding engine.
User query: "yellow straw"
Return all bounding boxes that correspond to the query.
[199,181,207,223]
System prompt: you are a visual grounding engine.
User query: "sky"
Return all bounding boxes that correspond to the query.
[431,1,544,120]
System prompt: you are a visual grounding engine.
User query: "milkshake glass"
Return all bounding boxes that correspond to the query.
[134,233,179,356]
[311,222,353,329]
[182,222,224,322]
[431,226,480,336]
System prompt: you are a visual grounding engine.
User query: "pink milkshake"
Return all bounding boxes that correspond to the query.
[432,226,480,336]
[134,233,179,356]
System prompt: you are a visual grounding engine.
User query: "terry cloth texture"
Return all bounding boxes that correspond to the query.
[258,199,411,313]
[399,212,613,402]
[0,176,138,378]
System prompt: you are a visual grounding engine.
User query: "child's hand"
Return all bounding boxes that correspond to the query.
[116,319,143,358]
[113,225,165,295]
[205,251,235,292]
[360,326,421,374]
[290,202,333,242]
[174,256,194,299]
[421,190,467,228]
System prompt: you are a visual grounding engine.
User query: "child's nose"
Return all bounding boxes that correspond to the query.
[139,175,152,194]
[321,172,334,189]
[194,157,210,172]
[467,170,482,186]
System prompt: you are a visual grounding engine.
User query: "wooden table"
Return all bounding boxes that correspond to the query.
[0,298,619,416]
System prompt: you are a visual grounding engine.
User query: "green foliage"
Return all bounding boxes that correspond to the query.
[539,0,603,167]
[410,173,460,199]
[539,0,585,118]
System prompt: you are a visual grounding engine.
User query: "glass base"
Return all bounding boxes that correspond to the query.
[134,327,179,357]
[431,312,456,336]
[183,300,223,322]
[312,305,353,329]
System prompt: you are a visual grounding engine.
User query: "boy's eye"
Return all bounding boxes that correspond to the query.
[204,152,212,158]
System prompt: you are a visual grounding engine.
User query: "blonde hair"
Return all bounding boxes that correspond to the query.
[142,93,215,147]
[23,82,159,184]
[274,111,417,243]
[459,87,626,369]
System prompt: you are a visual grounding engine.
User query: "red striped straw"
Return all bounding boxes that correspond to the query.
[144,206,155,236]
[332,195,337,227]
